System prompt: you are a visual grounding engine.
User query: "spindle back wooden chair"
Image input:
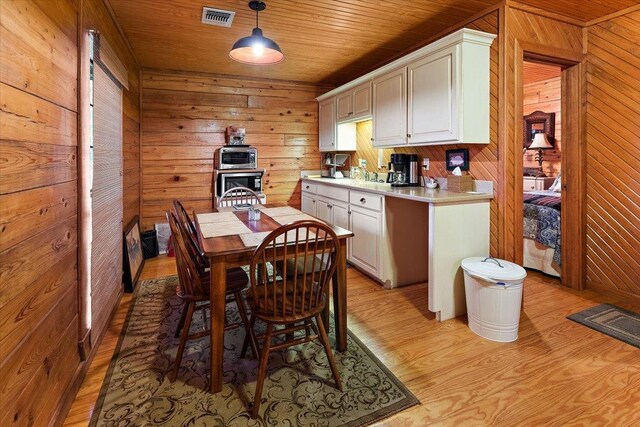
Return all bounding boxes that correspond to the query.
[167,210,256,383]
[246,220,342,418]
[218,186,262,208]
[173,199,200,244]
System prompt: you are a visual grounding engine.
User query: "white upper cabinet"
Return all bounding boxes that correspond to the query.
[408,45,459,144]
[336,81,372,123]
[336,92,352,122]
[317,28,496,149]
[319,97,336,152]
[372,68,407,147]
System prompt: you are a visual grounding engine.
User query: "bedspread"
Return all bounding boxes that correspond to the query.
[524,192,561,265]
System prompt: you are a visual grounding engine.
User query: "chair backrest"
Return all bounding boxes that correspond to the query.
[218,186,262,208]
[249,220,339,319]
[173,200,199,242]
[171,201,208,270]
[167,210,207,298]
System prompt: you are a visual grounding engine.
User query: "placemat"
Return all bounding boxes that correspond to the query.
[199,221,251,238]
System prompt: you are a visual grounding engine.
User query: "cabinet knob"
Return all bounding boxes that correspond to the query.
[328,204,333,209]
[360,198,366,203]
[305,185,309,189]
[348,211,352,215]
[407,133,411,138]
[348,112,353,115]
[370,138,374,141]
[312,200,316,203]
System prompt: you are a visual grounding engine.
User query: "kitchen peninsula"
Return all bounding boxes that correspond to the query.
[301,177,492,321]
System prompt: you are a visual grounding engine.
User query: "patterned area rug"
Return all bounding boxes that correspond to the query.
[90,276,419,426]
[568,304,640,349]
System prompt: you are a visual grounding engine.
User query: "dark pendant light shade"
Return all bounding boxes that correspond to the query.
[229,1,284,65]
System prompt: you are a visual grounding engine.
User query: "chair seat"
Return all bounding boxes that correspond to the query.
[178,267,249,300]
[247,278,325,322]
[283,253,330,278]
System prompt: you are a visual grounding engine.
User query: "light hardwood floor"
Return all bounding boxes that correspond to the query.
[64,256,640,426]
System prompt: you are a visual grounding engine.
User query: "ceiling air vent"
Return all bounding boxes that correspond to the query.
[201,6,235,27]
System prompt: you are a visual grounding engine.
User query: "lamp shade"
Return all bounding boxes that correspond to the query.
[529,132,553,149]
[229,27,284,65]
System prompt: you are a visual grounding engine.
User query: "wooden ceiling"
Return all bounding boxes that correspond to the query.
[523,61,561,85]
[107,0,638,85]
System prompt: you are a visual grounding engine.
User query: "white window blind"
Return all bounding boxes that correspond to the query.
[90,51,124,338]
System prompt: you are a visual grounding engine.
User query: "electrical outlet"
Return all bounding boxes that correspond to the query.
[422,158,429,170]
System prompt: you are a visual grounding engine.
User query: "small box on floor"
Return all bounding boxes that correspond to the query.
[447,175,473,192]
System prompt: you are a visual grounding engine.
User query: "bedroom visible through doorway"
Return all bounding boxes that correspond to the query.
[522,61,563,278]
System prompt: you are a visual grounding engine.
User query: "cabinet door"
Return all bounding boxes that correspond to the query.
[319,97,336,152]
[349,206,381,278]
[301,193,316,216]
[315,198,333,224]
[408,45,459,144]
[336,92,353,122]
[372,68,407,147]
[332,200,349,231]
[351,81,372,120]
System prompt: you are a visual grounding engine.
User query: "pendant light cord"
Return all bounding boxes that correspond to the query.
[255,6,259,29]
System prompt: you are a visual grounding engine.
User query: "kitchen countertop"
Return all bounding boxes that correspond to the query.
[302,177,493,204]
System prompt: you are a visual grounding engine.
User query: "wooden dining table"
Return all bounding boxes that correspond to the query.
[194,204,354,393]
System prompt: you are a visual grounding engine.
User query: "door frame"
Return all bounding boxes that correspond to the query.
[514,41,587,290]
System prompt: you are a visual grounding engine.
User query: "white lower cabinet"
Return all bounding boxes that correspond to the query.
[348,205,382,279]
[303,181,385,284]
[316,197,349,230]
[301,192,316,216]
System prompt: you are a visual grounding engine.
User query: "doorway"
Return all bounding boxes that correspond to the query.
[516,53,586,290]
[521,61,563,277]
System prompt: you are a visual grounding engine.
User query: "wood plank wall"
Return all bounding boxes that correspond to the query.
[502,7,584,263]
[0,1,81,425]
[0,0,140,425]
[353,12,500,256]
[140,70,325,230]
[585,10,640,298]
[83,0,141,226]
[523,75,561,176]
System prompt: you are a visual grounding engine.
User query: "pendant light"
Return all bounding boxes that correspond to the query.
[229,1,284,65]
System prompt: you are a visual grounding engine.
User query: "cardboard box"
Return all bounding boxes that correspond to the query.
[447,175,473,192]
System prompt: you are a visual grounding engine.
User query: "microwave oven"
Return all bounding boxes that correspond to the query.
[215,169,264,197]
[215,146,257,170]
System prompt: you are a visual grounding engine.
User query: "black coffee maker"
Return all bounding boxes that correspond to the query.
[387,153,420,187]
[388,153,408,187]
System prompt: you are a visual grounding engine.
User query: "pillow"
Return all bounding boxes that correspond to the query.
[551,174,562,192]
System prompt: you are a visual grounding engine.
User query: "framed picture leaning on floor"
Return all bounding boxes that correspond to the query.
[123,215,145,292]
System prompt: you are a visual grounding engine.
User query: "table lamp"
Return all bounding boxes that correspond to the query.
[528,132,553,176]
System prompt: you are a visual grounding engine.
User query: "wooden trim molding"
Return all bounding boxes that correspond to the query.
[586,4,640,26]
[506,1,585,26]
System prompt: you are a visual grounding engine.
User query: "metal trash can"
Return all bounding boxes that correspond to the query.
[461,257,527,342]
[141,230,159,259]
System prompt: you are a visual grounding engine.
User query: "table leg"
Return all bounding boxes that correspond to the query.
[333,239,348,352]
[210,255,227,393]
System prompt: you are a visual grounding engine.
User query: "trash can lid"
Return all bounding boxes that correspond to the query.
[461,257,527,282]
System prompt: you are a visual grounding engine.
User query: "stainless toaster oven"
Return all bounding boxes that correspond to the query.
[215,146,257,170]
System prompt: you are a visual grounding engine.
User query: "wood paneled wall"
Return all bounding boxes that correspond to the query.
[585,10,640,298]
[523,75,562,176]
[0,1,80,426]
[352,11,500,256]
[0,0,140,425]
[140,70,324,229]
[83,0,141,226]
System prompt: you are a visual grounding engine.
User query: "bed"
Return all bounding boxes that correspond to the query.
[523,188,561,277]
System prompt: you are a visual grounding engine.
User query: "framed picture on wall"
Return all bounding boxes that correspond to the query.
[445,148,469,171]
[123,216,144,293]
